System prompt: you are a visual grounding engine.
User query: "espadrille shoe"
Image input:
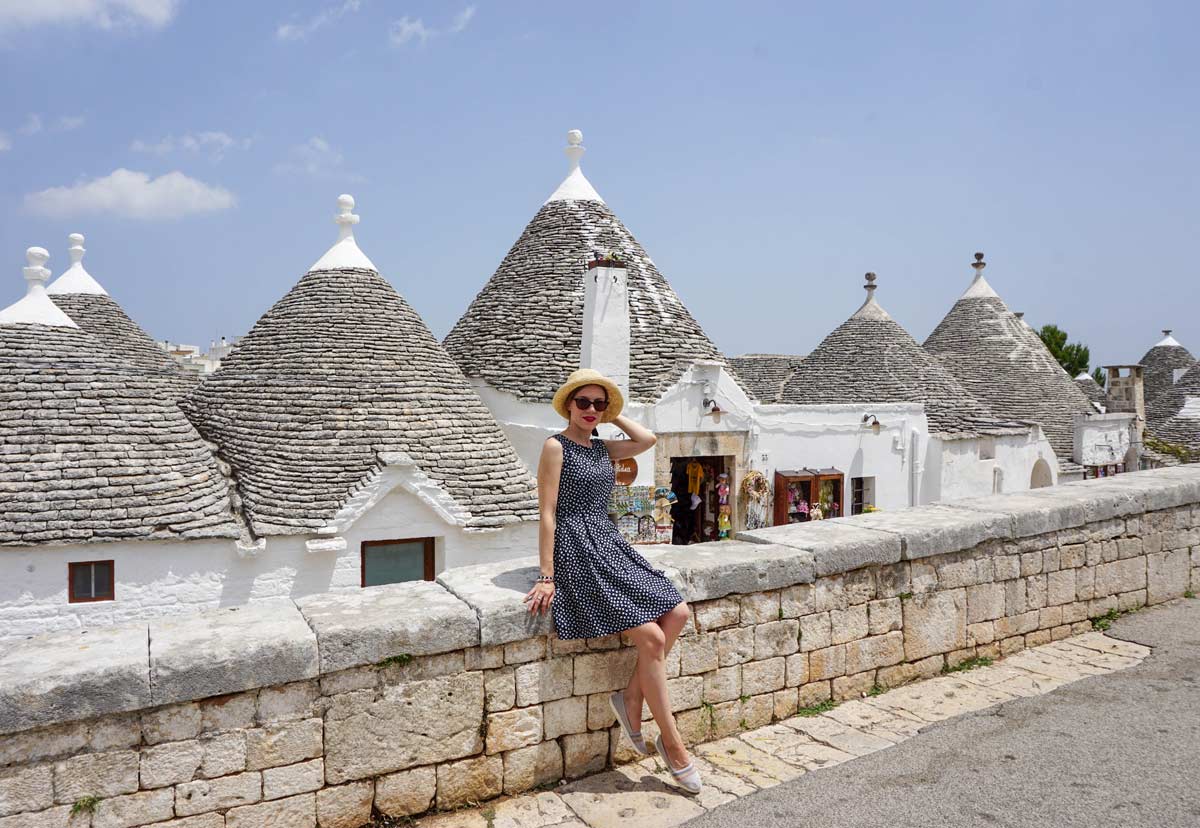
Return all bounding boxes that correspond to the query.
[655,733,702,794]
[608,690,648,754]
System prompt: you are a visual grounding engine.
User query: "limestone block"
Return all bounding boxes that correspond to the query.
[142,704,201,746]
[316,781,373,828]
[0,804,86,828]
[739,592,782,625]
[140,739,204,788]
[754,620,800,659]
[1062,601,1090,624]
[324,672,483,783]
[665,676,704,712]
[486,706,542,754]
[258,681,320,725]
[245,718,323,771]
[876,562,912,598]
[319,667,377,698]
[902,590,966,661]
[841,503,1014,560]
[1020,551,1043,577]
[0,623,150,736]
[543,696,587,740]
[434,557,555,646]
[676,706,712,746]
[0,765,52,818]
[562,732,608,779]
[149,599,319,706]
[573,649,637,695]
[994,611,1039,638]
[1026,630,1052,647]
[947,492,1087,538]
[844,632,904,675]
[586,692,617,730]
[53,750,139,803]
[708,700,742,739]
[740,520,901,577]
[1090,468,1200,512]
[503,741,563,795]
[774,688,800,720]
[833,671,876,701]
[484,667,516,713]
[678,633,719,675]
[868,598,902,635]
[262,758,323,800]
[200,693,257,734]
[993,555,1021,581]
[935,555,983,590]
[703,665,742,703]
[1046,569,1076,606]
[374,766,435,818]
[225,792,315,828]
[781,583,816,617]
[742,658,785,695]
[797,680,833,708]
[0,721,88,768]
[90,788,174,828]
[1148,549,1190,603]
[693,598,740,631]
[503,638,548,665]
[1004,578,1028,616]
[1026,575,1047,610]
[743,693,774,729]
[464,645,505,671]
[808,645,846,681]
[1039,606,1064,629]
[799,612,832,652]
[785,653,809,687]
[651,541,814,601]
[815,576,849,612]
[1118,590,1146,612]
[715,626,755,666]
[830,606,868,645]
[175,771,262,816]
[876,654,943,688]
[1075,567,1096,601]
[200,732,246,778]
[434,754,503,810]
[297,581,478,672]
[514,658,573,707]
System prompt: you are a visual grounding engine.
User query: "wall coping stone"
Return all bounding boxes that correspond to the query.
[0,465,1196,735]
[149,597,319,706]
[296,580,479,674]
[0,623,150,736]
[736,520,903,576]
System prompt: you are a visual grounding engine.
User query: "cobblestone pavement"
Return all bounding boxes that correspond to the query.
[404,625,1153,828]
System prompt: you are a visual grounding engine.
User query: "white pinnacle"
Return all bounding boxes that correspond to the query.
[545,129,605,204]
[851,272,892,321]
[958,251,1000,300]
[46,232,108,296]
[0,247,80,328]
[1154,329,1183,348]
[309,193,378,272]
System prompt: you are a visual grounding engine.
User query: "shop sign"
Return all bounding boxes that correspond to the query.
[613,457,638,485]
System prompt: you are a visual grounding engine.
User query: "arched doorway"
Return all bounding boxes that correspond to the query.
[1030,458,1053,489]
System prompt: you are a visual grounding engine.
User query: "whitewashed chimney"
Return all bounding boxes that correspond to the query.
[581,253,631,397]
[0,247,79,328]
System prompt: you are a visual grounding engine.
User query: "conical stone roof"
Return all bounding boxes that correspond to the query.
[778,274,1025,437]
[1139,330,1195,407]
[729,353,807,404]
[1146,361,1200,460]
[183,197,539,537]
[443,131,747,404]
[1075,372,1106,408]
[46,234,196,401]
[923,254,1094,464]
[1,248,240,546]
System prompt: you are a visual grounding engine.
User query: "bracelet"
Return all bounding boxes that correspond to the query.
[536,574,555,584]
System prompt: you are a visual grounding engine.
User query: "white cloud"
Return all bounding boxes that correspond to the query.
[24,168,235,220]
[0,132,10,152]
[274,136,361,181]
[448,5,475,34]
[57,115,86,131]
[276,0,360,42]
[19,114,42,135]
[0,0,179,31]
[131,130,250,161]
[389,16,431,46]
[389,6,474,47]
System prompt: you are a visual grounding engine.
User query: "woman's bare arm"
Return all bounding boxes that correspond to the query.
[524,437,563,615]
[604,413,656,461]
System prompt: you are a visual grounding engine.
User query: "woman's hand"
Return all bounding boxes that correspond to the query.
[523,581,555,615]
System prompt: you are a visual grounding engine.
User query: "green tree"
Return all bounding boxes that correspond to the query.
[1091,367,1105,388]
[1038,323,1092,378]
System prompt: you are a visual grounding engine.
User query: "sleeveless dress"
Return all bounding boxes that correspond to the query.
[550,433,684,640]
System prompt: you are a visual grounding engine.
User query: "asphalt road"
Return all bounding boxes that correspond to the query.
[687,598,1200,828]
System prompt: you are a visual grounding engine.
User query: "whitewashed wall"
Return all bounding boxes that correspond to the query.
[0,487,538,641]
[928,430,1056,502]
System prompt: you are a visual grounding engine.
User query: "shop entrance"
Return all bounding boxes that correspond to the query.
[669,455,734,545]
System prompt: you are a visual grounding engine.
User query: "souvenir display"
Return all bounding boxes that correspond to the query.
[716,473,730,505]
[717,504,732,539]
[609,484,672,544]
[686,460,704,495]
[740,471,771,530]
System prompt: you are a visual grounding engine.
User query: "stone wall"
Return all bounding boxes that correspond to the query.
[1,466,1198,828]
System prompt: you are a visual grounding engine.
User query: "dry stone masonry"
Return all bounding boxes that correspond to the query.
[0,465,1197,827]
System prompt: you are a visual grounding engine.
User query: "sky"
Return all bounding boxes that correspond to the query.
[1,1,1197,371]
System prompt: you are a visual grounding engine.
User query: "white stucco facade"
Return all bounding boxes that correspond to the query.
[0,486,538,641]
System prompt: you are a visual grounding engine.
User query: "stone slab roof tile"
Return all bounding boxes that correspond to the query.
[1146,361,1200,459]
[729,353,807,404]
[1139,335,1195,407]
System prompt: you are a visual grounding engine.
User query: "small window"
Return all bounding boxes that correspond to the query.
[979,437,996,461]
[69,560,114,603]
[361,538,435,587]
[850,477,875,515]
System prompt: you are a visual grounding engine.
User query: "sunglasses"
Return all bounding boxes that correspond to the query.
[571,396,610,412]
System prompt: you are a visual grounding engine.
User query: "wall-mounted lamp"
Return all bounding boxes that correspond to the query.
[862,413,882,434]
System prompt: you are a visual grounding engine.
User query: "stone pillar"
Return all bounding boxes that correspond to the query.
[580,261,630,398]
[1105,365,1145,467]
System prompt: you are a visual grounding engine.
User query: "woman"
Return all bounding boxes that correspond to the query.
[522,368,702,795]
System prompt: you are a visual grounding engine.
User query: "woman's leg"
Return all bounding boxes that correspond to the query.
[624,603,692,766]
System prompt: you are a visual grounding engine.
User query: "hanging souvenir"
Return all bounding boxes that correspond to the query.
[686,460,704,495]
[717,504,732,539]
[740,471,771,530]
[716,473,730,505]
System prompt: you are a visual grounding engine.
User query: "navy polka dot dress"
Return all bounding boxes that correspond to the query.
[550,433,683,640]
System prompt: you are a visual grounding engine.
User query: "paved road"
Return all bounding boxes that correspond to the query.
[687,598,1200,828]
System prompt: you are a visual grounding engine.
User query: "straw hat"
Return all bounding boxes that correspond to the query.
[552,368,624,423]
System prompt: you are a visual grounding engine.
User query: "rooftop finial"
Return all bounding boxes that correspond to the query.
[565,129,584,172]
[864,272,877,296]
[1163,329,1172,337]
[334,194,359,243]
[67,233,85,266]
[24,247,50,290]
[1014,311,1024,320]
[971,252,986,274]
